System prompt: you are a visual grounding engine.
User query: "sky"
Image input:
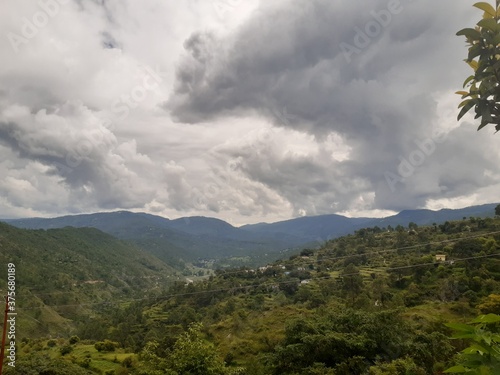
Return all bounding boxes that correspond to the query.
[0,0,499,226]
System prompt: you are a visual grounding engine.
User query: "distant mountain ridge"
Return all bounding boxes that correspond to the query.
[242,203,499,240]
[4,211,304,267]
[3,203,498,268]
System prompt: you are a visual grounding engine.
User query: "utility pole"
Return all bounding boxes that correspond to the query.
[0,295,8,375]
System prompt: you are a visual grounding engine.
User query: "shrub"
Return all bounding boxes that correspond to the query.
[69,335,80,345]
[78,357,91,368]
[60,345,73,356]
[94,340,118,352]
[47,339,57,348]
[122,356,135,368]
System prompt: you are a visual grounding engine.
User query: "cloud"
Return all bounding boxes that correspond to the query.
[0,101,156,210]
[0,0,498,224]
[167,0,500,215]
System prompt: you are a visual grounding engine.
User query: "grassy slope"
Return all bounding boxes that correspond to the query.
[0,222,180,338]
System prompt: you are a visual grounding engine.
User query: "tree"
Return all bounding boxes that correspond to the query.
[408,222,418,230]
[341,263,364,303]
[138,324,243,375]
[456,1,500,132]
[478,294,500,314]
[167,323,242,375]
[495,204,500,216]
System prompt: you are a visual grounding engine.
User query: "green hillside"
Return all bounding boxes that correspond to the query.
[5,216,500,374]
[7,204,497,272]
[0,222,180,338]
[5,212,304,270]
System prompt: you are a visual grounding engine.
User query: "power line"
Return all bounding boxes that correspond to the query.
[10,251,500,312]
[2,230,500,302]
[213,229,500,277]
[1,230,499,288]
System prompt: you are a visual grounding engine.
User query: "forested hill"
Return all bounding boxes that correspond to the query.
[0,222,179,338]
[8,216,500,374]
[3,203,498,271]
[4,211,305,269]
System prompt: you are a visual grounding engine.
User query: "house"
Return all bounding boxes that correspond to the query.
[435,254,447,262]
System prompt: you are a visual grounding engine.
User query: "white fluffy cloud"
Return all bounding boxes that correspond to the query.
[0,0,499,225]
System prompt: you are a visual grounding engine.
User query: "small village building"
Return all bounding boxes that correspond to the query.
[435,254,447,262]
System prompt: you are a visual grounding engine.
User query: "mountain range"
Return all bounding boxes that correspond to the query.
[3,203,498,268]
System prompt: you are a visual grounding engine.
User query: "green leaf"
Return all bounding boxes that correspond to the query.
[458,100,471,108]
[457,28,483,40]
[472,314,500,324]
[452,332,477,339]
[467,342,492,355]
[474,2,497,18]
[483,334,492,346]
[478,18,499,31]
[468,44,484,61]
[463,75,476,87]
[468,60,479,71]
[479,119,491,130]
[492,33,500,45]
[446,322,476,332]
[458,100,476,120]
[444,365,468,373]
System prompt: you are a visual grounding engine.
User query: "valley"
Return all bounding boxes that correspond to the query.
[0,206,499,374]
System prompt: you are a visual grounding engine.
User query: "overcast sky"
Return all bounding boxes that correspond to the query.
[0,0,499,225]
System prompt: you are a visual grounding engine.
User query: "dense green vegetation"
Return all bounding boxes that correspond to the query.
[2,215,500,374]
[0,223,179,338]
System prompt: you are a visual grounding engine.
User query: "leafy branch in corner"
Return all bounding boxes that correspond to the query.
[445,314,500,374]
[457,1,500,132]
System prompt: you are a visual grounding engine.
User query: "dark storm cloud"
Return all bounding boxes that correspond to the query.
[168,0,499,213]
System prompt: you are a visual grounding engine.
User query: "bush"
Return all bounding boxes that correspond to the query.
[122,356,135,368]
[60,345,73,356]
[69,336,80,345]
[47,339,57,348]
[78,357,91,368]
[94,340,118,352]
